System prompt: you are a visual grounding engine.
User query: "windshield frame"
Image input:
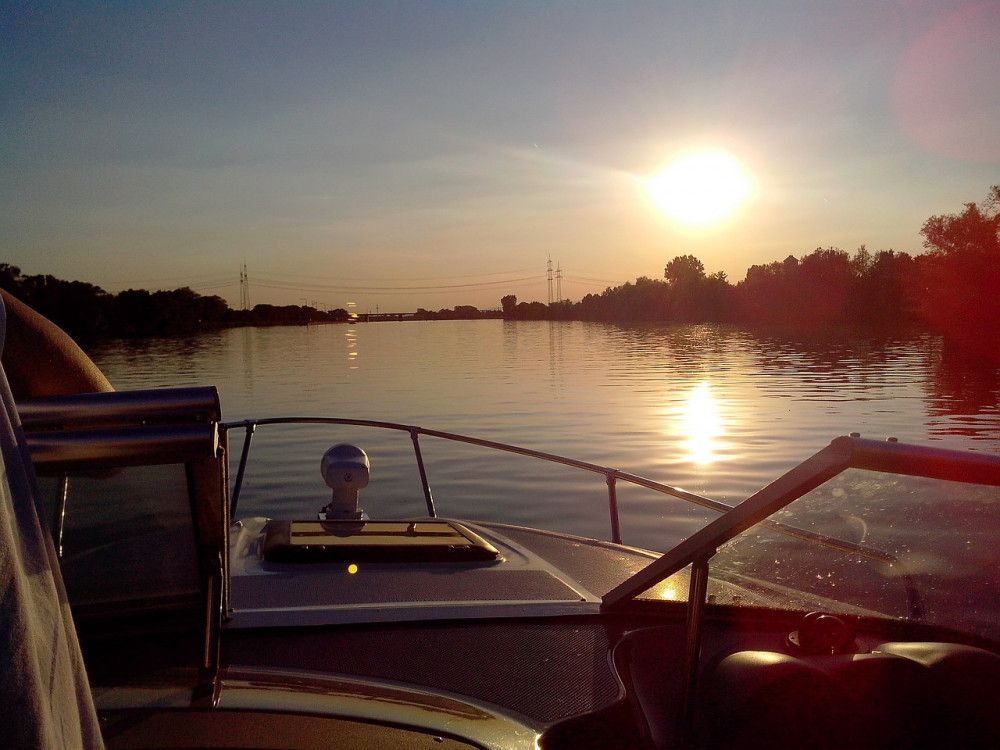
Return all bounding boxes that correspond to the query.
[602,435,1000,610]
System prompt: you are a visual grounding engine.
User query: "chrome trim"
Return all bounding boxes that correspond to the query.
[54,474,69,558]
[217,668,542,748]
[221,416,720,541]
[19,386,220,430]
[27,424,218,470]
[849,436,1000,485]
[225,600,601,629]
[95,669,541,750]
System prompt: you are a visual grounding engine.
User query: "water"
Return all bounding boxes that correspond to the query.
[90,320,1000,551]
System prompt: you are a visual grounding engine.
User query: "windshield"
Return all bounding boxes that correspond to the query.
[712,468,999,639]
[606,436,1000,641]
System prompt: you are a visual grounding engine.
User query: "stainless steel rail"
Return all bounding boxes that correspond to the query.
[20,386,220,431]
[220,418,925,621]
[221,416,724,541]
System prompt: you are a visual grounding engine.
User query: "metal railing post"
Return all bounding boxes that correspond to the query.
[606,471,622,544]
[679,554,712,744]
[53,474,69,558]
[230,422,256,517]
[410,428,437,517]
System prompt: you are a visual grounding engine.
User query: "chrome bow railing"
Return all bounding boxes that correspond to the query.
[220,417,923,620]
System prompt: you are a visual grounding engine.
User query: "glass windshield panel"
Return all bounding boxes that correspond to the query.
[41,465,200,614]
[636,565,692,603]
[710,468,999,639]
[634,564,790,607]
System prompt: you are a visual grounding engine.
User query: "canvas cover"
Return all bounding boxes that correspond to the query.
[0,297,104,749]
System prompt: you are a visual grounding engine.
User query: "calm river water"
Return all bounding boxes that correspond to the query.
[89,320,1000,552]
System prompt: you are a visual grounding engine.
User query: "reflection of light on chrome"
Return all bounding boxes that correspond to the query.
[682,382,722,465]
[347,563,358,575]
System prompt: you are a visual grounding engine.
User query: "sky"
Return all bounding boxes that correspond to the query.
[2,1,998,312]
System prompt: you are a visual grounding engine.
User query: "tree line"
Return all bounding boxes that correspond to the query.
[502,187,999,360]
[2,188,996,359]
[0,265,350,343]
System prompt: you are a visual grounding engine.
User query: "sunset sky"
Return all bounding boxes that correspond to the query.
[3,1,998,311]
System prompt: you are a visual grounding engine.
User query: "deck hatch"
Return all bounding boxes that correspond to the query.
[262,520,500,563]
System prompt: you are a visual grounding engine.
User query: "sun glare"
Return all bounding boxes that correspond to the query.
[681,381,723,465]
[646,150,752,227]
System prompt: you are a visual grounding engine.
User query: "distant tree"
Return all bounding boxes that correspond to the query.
[849,248,916,329]
[500,294,517,318]
[3,268,112,341]
[700,271,733,322]
[664,255,706,286]
[914,186,1000,359]
[921,186,1000,258]
[0,264,22,290]
[736,249,851,329]
[514,301,548,320]
[850,245,873,276]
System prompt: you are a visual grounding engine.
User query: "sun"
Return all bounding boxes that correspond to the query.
[645,149,752,227]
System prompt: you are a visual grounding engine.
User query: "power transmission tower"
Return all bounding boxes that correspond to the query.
[546,256,554,305]
[555,261,562,302]
[239,261,251,310]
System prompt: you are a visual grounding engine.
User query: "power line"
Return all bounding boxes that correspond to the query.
[251,279,546,297]
[254,266,540,283]
[98,266,624,305]
[248,274,544,293]
[105,274,234,285]
[564,274,619,285]
[98,266,624,292]
[189,281,237,292]
[109,277,234,289]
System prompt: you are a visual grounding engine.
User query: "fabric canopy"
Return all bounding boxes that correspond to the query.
[0,297,104,749]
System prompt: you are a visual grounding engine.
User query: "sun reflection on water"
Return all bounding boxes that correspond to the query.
[681,381,723,465]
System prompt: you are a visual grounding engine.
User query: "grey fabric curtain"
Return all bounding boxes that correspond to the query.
[0,298,105,749]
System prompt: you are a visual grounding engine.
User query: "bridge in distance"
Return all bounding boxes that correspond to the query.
[353,310,503,322]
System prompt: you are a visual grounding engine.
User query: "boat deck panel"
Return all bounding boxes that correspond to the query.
[224,618,624,725]
[232,568,584,610]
